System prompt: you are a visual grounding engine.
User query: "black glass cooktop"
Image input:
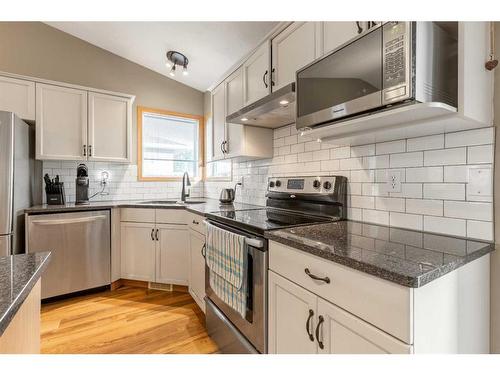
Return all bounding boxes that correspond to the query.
[206,208,336,235]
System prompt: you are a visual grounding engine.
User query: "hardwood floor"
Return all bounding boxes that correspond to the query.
[40,286,218,354]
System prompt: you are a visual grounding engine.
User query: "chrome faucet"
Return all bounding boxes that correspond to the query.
[181,172,191,202]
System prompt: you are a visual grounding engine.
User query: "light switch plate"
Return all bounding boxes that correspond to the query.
[467,167,492,201]
[386,171,401,193]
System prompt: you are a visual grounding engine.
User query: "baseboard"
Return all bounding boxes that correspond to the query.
[111,279,188,293]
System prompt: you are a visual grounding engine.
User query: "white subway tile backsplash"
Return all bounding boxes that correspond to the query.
[331,146,351,159]
[363,209,389,225]
[376,140,406,155]
[424,183,465,201]
[351,196,375,209]
[444,201,492,221]
[424,216,466,237]
[406,199,443,216]
[390,212,423,231]
[375,197,405,212]
[467,145,493,164]
[406,167,443,182]
[467,220,493,241]
[390,152,423,168]
[424,148,466,166]
[407,134,444,151]
[445,127,494,148]
[201,123,494,240]
[351,144,375,157]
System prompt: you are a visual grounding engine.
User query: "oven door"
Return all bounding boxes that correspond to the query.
[205,220,268,354]
[296,25,384,129]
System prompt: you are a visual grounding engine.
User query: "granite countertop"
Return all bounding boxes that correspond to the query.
[265,220,494,288]
[0,252,51,336]
[25,198,263,216]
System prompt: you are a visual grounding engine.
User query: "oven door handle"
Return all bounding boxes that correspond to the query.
[203,220,264,249]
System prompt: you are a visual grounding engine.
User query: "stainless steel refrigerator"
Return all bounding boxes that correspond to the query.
[0,111,41,257]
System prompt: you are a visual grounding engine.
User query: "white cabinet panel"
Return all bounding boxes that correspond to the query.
[120,222,155,282]
[243,41,271,106]
[189,228,206,312]
[268,271,317,354]
[272,22,319,90]
[156,224,189,285]
[88,92,131,163]
[225,67,244,115]
[36,83,87,161]
[212,83,226,161]
[0,76,35,121]
[322,22,361,55]
[317,298,412,354]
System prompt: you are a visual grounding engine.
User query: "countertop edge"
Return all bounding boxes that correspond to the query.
[0,252,51,336]
[265,232,494,288]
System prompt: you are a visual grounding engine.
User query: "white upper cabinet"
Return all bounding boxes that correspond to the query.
[225,67,244,115]
[88,92,132,163]
[211,83,226,161]
[272,22,321,90]
[243,41,271,106]
[321,22,363,55]
[0,75,35,121]
[36,83,88,161]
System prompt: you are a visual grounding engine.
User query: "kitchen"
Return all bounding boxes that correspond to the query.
[0,1,500,372]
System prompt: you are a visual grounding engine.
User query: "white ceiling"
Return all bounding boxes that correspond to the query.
[46,22,279,92]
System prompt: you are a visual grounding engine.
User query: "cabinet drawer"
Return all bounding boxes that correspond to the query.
[120,208,155,223]
[155,209,187,224]
[269,241,413,344]
[188,213,205,235]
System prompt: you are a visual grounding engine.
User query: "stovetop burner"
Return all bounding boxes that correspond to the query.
[206,208,337,235]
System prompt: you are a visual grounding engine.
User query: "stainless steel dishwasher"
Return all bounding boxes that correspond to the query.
[26,210,111,299]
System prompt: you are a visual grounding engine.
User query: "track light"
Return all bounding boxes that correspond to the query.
[169,64,176,77]
[166,50,189,79]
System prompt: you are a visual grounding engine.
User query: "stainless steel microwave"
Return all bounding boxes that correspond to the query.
[296,22,458,130]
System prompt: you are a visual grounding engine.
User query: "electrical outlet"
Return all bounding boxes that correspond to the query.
[386,171,401,193]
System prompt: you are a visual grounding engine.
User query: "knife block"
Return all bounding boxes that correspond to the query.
[46,183,66,205]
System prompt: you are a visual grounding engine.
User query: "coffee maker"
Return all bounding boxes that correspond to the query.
[75,164,89,205]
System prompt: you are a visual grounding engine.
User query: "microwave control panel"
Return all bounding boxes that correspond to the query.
[383,21,411,103]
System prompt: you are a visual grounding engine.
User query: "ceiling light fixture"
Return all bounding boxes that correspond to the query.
[279,100,289,106]
[241,117,248,122]
[166,50,189,78]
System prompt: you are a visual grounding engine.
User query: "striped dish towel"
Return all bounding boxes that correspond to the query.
[206,222,247,318]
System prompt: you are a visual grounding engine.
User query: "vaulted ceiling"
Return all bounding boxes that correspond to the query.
[46,22,279,92]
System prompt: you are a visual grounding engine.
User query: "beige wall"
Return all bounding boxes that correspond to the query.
[0,22,204,164]
[492,22,500,353]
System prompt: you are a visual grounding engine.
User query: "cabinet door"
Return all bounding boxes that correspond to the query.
[225,67,244,115]
[316,298,412,354]
[272,22,319,90]
[156,224,190,285]
[243,41,271,106]
[211,83,226,160]
[120,222,156,282]
[36,83,88,161]
[88,92,132,163]
[322,22,362,55]
[268,271,318,354]
[0,76,35,121]
[189,228,206,311]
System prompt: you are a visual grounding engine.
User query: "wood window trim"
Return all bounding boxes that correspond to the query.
[137,106,204,182]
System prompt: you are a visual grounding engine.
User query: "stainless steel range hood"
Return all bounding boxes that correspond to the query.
[225,83,295,128]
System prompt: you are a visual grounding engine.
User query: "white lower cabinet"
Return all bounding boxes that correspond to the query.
[189,228,206,312]
[156,224,190,285]
[268,271,317,354]
[120,209,189,285]
[120,222,156,282]
[268,270,411,354]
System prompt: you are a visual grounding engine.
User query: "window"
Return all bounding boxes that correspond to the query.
[138,107,204,180]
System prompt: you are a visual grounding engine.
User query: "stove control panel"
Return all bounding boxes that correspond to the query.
[268,176,337,194]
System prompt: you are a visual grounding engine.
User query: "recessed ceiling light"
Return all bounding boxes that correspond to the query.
[279,100,289,106]
[241,118,248,122]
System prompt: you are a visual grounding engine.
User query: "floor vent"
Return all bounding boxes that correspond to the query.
[149,282,173,291]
